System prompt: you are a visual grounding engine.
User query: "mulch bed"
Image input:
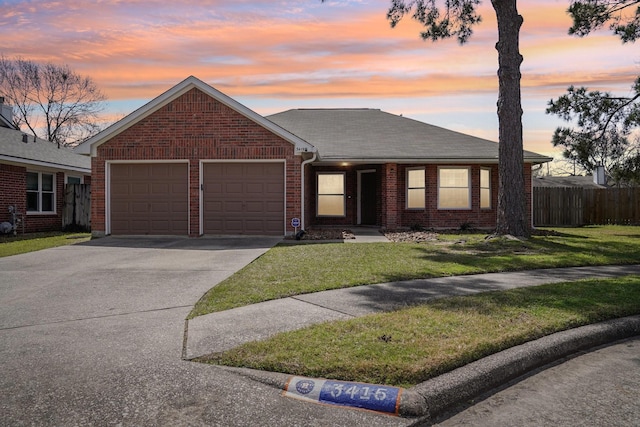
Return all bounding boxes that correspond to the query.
[286,229,356,240]
[287,227,555,242]
[383,230,440,243]
[289,228,439,242]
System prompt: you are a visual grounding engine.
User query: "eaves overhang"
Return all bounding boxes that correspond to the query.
[311,155,552,165]
[0,154,91,174]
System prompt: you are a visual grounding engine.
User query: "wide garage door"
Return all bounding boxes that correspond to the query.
[110,163,188,235]
[203,163,284,235]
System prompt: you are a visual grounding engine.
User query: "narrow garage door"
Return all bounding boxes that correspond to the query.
[110,163,188,235]
[203,163,284,235]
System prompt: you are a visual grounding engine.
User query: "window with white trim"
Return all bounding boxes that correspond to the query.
[317,173,345,216]
[406,168,425,209]
[27,171,55,213]
[480,168,491,209]
[438,167,470,209]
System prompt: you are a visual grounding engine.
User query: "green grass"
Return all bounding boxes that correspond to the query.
[197,276,640,387]
[189,226,640,318]
[0,232,91,257]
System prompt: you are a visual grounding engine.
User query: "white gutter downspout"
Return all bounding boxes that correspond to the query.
[300,152,317,230]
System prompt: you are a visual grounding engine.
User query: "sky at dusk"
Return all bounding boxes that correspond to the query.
[1,0,638,161]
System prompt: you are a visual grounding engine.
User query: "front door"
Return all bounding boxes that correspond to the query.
[359,171,377,225]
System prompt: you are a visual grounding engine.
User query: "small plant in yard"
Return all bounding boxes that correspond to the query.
[410,223,426,231]
[459,222,475,231]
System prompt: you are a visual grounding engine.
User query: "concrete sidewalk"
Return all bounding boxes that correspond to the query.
[184,264,640,419]
[185,264,640,358]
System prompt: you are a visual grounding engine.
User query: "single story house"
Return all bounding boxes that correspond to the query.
[0,122,92,233]
[75,76,551,237]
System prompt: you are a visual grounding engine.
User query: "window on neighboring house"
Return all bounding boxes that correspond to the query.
[438,167,470,209]
[480,168,491,209]
[317,173,345,216]
[407,168,425,209]
[66,175,82,185]
[27,171,55,213]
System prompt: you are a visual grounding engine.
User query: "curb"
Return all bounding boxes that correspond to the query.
[399,315,640,419]
[221,316,640,420]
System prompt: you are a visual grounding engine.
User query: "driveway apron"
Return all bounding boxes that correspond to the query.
[0,237,406,426]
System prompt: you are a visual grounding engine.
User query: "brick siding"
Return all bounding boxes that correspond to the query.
[90,86,535,235]
[92,88,300,237]
[0,163,90,233]
[306,162,533,231]
[0,164,26,229]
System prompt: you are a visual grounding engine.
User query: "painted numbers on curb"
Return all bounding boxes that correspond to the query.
[283,376,403,415]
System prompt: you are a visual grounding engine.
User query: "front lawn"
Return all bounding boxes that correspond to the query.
[197,276,640,387]
[0,232,91,257]
[189,226,640,318]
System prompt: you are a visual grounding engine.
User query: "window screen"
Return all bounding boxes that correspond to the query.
[438,168,470,209]
[407,168,425,209]
[317,173,345,216]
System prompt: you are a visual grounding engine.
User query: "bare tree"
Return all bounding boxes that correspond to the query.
[0,56,106,147]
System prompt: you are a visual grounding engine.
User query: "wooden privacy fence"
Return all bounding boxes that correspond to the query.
[534,187,640,227]
[63,184,91,231]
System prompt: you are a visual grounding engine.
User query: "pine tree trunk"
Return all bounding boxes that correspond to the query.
[492,0,530,237]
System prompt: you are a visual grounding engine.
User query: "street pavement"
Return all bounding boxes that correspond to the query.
[431,336,640,427]
[1,234,639,426]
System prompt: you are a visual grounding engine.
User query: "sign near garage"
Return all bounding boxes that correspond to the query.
[291,218,301,228]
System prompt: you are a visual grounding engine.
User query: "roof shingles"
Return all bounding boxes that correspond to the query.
[0,127,90,172]
[267,109,551,164]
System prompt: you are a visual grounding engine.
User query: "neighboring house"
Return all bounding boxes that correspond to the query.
[533,175,607,188]
[0,106,91,233]
[0,97,14,129]
[75,76,551,238]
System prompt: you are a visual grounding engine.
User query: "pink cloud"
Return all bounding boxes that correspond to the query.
[1,0,637,159]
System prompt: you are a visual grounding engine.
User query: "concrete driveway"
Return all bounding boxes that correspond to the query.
[0,237,407,426]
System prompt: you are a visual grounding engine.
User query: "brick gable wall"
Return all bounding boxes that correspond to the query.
[92,88,300,237]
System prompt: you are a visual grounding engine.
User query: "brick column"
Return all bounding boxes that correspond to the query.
[91,157,106,238]
[382,163,398,229]
[189,159,201,237]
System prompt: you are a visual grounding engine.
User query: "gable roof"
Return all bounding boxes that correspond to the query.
[0,127,91,173]
[267,109,552,164]
[74,76,315,156]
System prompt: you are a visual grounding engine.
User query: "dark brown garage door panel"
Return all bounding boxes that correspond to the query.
[203,162,284,235]
[110,163,188,235]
